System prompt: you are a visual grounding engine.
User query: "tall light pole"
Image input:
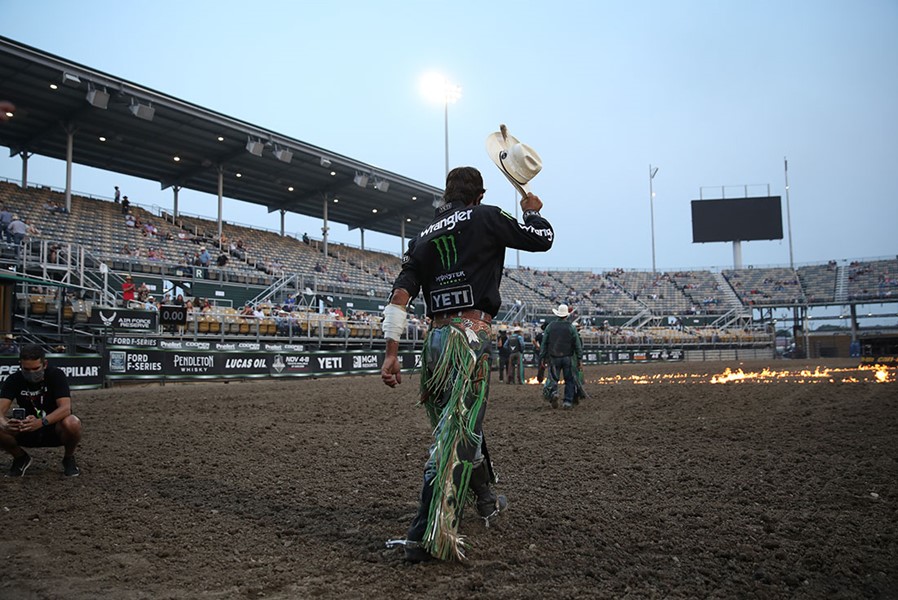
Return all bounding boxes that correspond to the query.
[420,72,462,179]
[649,164,659,274]
[784,157,794,269]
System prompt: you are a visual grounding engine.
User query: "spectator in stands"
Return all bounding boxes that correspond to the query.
[174,294,185,306]
[7,214,27,255]
[122,243,133,256]
[240,303,254,317]
[143,296,158,311]
[314,262,325,273]
[114,186,121,203]
[137,282,150,303]
[0,334,19,355]
[505,326,525,385]
[302,232,310,244]
[125,212,136,227]
[216,252,228,267]
[252,305,265,320]
[0,344,83,477]
[24,218,41,238]
[0,204,12,243]
[198,246,211,267]
[121,275,136,307]
[121,195,130,214]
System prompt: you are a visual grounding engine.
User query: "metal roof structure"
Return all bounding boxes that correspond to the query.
[0,35,443,240]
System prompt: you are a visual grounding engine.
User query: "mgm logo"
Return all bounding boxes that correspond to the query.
[431,234,458,270]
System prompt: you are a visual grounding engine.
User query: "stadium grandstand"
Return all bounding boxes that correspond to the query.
[1,36,897,387]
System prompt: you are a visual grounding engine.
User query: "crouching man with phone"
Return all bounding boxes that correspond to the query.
[0,344,82,477]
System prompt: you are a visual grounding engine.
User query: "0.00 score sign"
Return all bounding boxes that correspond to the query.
[159,305,187,326]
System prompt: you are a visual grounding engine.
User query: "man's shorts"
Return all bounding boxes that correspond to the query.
[16,427,63,448]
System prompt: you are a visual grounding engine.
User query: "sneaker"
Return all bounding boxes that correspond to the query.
[7,452,32,477]
[562,402,573,410]
[62,455,80,477]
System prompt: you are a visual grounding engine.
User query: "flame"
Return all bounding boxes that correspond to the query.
[556,363,896,386]
[525,376,540,385]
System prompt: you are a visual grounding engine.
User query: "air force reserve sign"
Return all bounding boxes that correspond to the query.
[89,308,158,331]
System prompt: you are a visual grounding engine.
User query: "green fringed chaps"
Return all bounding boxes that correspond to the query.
[417,324,491,561]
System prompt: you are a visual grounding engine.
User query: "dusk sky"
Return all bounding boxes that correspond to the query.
[2,0,896,271]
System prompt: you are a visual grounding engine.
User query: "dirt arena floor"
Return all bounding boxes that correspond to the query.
[2,358,896,599]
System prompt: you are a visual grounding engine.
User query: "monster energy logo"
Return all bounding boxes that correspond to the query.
[431,234,458,270]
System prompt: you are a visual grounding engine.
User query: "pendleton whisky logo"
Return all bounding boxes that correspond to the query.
[431,234,458,270]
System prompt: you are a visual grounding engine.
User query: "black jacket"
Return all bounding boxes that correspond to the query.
[393,201,553,317]
[540,318,582,359]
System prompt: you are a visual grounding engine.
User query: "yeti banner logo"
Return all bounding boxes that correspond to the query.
[429,284,474,312]
[431,234,457,270]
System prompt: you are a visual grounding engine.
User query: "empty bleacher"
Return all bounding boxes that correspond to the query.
[723,267,804,307]
[847,258,898,302]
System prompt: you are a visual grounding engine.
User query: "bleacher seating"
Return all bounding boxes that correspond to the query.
[723,267,803,306]
[668,270,730,314]
[3,180,896,346]
[847,258,898,302]
[796,263,837,304]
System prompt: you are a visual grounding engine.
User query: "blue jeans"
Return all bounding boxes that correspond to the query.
[550,355,576,404]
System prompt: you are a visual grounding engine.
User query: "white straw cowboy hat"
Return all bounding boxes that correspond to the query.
[485,124,542,197]
[552,304,571,318]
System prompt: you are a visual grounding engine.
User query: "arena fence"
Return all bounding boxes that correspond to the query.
[0,344,725,390]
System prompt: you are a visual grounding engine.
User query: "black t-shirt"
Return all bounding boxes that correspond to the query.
[393,201,554,317]
[1,366,71,419]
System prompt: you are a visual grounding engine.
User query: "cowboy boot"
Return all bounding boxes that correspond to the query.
[469,462,507,526]
[403,475,435,563]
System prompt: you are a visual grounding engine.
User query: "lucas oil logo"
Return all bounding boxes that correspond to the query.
[431,234,457,270]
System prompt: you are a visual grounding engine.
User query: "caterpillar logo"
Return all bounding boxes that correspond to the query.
[431,234,457,270]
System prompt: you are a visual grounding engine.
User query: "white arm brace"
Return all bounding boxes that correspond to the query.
[382,303,408,341]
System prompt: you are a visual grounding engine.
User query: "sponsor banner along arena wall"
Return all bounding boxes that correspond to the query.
[0,342,689,390]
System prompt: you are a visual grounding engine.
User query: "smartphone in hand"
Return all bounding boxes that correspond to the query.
[11,407,26,420]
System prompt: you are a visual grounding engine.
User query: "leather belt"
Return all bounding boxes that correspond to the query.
[432,309,492,327]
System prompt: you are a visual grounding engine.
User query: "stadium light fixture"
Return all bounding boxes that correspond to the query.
[420,71,462,178]
[62,72,81,88]
[246,137,264,157]
[129,99,155,121]
[373,179,390,193]
[353,172,369,188]
[320,157,332,168]
[86,85,110,109]
[273,145,293,164]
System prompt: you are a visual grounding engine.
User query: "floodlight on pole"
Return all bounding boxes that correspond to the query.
[420,72,462,179]
[649,165,659,274]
